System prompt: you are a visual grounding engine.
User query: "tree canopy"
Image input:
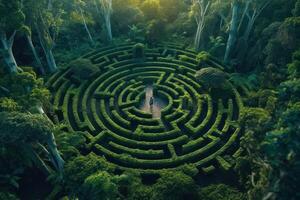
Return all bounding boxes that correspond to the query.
[0,0,299,199]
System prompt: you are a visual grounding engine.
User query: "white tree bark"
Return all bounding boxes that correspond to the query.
[236,0,271,62]
[35,23,58,73]
[104,14,112,41]
[0,31,18,73]
[99,0,113,41]
[45,49,58,73]
[79,7,95,45]
[224,1,240,63]
[26,34,45,74]
[193,0,211,51]
[238,0,251,32]
[28,145,51,175]
[47,132,65,175]
[243,0,271,41]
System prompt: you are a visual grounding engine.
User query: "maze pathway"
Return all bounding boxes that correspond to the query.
[47,43,243,174]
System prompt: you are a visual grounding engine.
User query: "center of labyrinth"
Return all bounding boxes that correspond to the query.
[47,43,243,174]
[139,85,168,119]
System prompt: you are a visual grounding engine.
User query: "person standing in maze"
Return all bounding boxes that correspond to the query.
[149,96,154,108]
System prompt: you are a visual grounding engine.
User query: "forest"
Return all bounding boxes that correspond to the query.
[0,0,300,199]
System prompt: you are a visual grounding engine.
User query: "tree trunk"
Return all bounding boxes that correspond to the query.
[238,0,250,32]
[224,1,240,63]
[47,132,64,175]
[26,145,51,175]
[94,0,101,15]
[193,0,210,51]
[243,0,271,47]
[45,49,57,73]
[35,23,58,74]
[244,19,254,42]
[0,31,18,74]
[79,7,95,45]
[3,48,18,74]
[105,15,112,41]
[238,1,271,64]
[48,0,53,10]
[235,16,254,63]
[194,24,203,51]
[218,13,227,30]
[219,16,224,31]
[26,34,45,75]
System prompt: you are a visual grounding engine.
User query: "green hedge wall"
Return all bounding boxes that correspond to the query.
[48,43,243,174]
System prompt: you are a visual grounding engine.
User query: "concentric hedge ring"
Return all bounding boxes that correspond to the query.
[47,43,243,173]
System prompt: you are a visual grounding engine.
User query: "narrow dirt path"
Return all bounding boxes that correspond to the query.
[140,85,166,118]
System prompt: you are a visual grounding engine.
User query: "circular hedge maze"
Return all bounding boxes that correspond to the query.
[47,43,243,174]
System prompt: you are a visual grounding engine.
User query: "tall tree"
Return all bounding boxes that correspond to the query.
[66,0,95,45]
[224,0,240,63]
[210,0,230,33]
[24,0,63,73]
[236,0,271,63]
[191,0,211,51]
[35,1,63,73]
[224,0,271,63]
[98,0,113,41]
[0,0,25,73]
[241,0,271,42]
[78,1,95,45]
[26,30,45,74]
[22,0,45,74]
[0,112,65,176]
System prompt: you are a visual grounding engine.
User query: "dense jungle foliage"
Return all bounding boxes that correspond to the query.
[0,0,300,199]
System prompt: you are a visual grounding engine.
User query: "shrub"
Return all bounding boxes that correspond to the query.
[79,171,119,200]
[280,102,300,128]
[133,43,145,59]
[288,50,300,78]
[64,153,115,194]
[0,98,19,112]
[151,171,200,200]
[145,19,166,44]
[229,73,258,94]
[279,79,300,102]
[245,89,278,113]
[196,51,211,65]
[10,72,37,94]
[199,184,245,200]
[55,130,87,160]
[179,163,199,177]
[179,55,190,62]
[127,173,153,200]
[69,59,98,80]
[240,107,272,134]
[0,71,50,111]
[195,67,228,90]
